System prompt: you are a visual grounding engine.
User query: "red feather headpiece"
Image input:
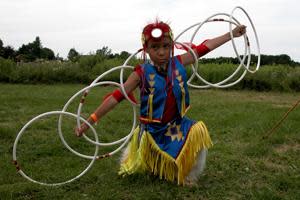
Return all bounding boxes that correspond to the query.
[141,21,173,48]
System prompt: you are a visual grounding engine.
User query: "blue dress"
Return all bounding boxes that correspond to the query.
[119,57,212,185]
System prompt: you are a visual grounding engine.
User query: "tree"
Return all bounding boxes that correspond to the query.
[0,38,16,59]
[0,39,4,57]
[17,36,55,62]
[41,47,55,60]
[96,46,112,58]
[3,46,16,59]
[277,54,291,65]
[18,43,35,61]
[119,51,131,60]
[32,36,42,58]
[68,48,80,62]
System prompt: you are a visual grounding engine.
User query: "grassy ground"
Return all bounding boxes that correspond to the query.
[0,83,299,200]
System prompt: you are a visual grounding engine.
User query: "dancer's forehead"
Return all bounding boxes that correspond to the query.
[147,37,172,47]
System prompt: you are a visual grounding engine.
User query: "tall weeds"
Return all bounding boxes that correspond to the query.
[0,57,299,92]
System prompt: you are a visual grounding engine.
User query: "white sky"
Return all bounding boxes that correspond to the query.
[1,0,300,61]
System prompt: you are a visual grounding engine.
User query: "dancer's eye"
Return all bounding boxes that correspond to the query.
[150,44,159,50]
[163,43,171,49]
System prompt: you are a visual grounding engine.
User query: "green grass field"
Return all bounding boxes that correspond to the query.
[0,84,299,200]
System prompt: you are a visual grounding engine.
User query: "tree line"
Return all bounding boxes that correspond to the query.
[0,37,131,63]
[200,54,300,67]
[0,37,57,62]
[1,36,299,66]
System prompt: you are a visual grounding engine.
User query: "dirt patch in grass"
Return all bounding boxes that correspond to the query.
[274,143,300,154]
[262,158,288,172]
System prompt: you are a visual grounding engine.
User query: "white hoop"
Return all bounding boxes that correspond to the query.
[120,49,143,107]
[195,17,246,86]
[12,111,99,186]
[174,8,260,88]
[184,14,250,88]
[230,6,261,73]
[58,80,137,159]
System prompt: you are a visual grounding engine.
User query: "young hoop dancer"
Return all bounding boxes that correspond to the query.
[76,20,246,186]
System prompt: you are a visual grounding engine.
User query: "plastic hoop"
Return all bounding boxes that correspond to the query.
[230,6,261,73]
[58,80,137,159]
[120,49,143,107]
[187,14,250,88]
[12,111,99,186]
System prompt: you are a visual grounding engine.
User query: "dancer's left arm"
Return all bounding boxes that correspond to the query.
[180,25,246,66]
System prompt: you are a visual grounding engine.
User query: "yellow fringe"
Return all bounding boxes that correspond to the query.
[119,127,143,176]
[140,132,178,181]
[119,121,213,185]
[175,121,213,185]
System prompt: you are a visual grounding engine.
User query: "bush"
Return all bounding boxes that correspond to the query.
[0,57,299,92]
[0,57,17,82]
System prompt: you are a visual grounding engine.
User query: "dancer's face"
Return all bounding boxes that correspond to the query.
[146,37,172,69]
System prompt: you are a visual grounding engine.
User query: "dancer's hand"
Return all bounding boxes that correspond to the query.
[232,25,247,37]
[75,123,89,137]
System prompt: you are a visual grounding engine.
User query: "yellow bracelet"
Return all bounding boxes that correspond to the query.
[90,113,98,123]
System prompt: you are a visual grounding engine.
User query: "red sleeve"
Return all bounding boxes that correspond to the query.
[104,65,139,104]
[194,40,210,57]
[110,89,137,103]
[111,89,124,102]
[134,65,143,79]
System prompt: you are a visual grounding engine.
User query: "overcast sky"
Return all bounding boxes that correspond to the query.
[1,0,300,61]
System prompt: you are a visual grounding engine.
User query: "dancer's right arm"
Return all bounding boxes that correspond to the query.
[75,71,141,136]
